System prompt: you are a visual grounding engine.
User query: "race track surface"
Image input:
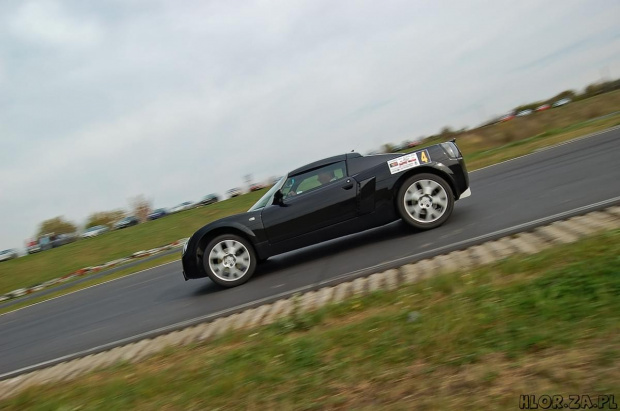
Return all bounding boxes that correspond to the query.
[1,127,619,376]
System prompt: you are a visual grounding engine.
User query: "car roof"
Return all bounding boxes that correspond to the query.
[288,153,361,177]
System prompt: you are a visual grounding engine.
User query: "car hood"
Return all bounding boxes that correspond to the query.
[194,212,253,234]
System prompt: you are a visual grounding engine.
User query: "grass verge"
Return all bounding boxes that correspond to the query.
[460,113,620,170]
[3,229,619,410]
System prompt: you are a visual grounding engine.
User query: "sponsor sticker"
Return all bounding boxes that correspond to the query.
[387,149,431,174]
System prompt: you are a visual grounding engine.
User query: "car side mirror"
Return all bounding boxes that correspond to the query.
[273,190,284,206]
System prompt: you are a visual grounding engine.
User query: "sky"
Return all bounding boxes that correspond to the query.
[0,0,619,250]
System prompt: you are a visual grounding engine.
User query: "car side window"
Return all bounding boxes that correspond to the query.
[282,161,346,200]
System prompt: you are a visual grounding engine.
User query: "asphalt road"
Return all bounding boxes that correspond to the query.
[2,127,620,377]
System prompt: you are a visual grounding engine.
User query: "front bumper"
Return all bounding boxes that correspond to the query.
[458,187,472,199]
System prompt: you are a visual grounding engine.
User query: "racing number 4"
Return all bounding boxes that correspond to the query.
[420,150,430,163]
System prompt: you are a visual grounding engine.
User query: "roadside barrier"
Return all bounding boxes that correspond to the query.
[0,238,189,303]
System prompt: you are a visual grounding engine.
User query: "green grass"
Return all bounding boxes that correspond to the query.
[3,229,619,410]
[460,113,620,170]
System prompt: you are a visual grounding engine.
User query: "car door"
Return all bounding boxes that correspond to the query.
[261,162,358,244]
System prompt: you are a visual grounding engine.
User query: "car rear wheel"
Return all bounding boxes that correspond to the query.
[204,234,257,287]
[397,173,454,230]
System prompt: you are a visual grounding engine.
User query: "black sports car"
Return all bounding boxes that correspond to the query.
[182,141,471,287]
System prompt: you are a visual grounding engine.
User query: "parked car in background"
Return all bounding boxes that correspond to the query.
[227,188,242,198]
[171,201,195,213]
[114,216,139,229]
[198,194,219,206]
[147,208,169,220]
[535,104,551,112]
[500,113,515,122]
[552,98,572,107]
[38,234,54,251]
[81,225,109,238]
[407,141,421,148]
[26,238,41,254]
[516,109,533,117]
[56,233,77,245]
[250,184,266,192]
[39,233,77,251]
[25,233,76,253]
[0,249,18,262]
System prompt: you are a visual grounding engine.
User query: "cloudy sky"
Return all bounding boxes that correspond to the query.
[0,0,619,250]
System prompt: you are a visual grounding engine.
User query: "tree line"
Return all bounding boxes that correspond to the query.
[35,195,152,237]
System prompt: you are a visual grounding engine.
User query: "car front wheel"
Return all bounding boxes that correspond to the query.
[397,173,454,230]
[203,234,257,287]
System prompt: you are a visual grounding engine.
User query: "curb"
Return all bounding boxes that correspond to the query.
[0,206,618,399]
[0,238,190,303]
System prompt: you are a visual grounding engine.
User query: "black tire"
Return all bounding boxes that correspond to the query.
[203,234,257,287]
[397,173,454,230]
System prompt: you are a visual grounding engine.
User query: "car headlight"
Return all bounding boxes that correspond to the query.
[182,240,188,255]
[440,141,461,159]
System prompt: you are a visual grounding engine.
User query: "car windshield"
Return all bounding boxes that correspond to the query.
[248,177,285,211]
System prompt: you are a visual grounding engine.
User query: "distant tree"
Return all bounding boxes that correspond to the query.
[37,216,77,236]
[549,90,577,103]
[583,82,610,98]
[585,83,601,96]
[513,101,544,113]
[129,195,152,222]
[85,210,126,229]
[382,143,394,153]
[439,127,455,139]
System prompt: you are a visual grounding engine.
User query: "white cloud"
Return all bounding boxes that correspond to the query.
[8,0,103,47]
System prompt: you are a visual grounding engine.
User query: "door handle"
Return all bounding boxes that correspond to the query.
[342,183,354,190]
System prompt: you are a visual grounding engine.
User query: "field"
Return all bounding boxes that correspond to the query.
[0,191,265,296]
[2,229,618,410]
[1,90,620,297]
